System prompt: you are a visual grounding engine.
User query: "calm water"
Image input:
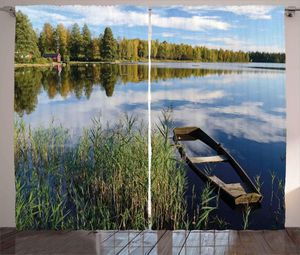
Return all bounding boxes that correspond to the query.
[15,62,286,229]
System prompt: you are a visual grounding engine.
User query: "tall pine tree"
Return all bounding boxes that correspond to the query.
[69,23,82,60]
[15,11,40,63]
[39,23,55,55]
[81,24,93,60]
[54,24,69,59]
[100,27,117,61]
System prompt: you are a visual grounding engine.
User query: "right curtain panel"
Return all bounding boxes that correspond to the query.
[150,5,286,230]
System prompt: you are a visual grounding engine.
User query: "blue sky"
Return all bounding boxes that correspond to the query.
[17,5,284,53]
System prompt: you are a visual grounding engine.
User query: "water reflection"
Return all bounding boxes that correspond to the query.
[15,64,235,116]
[15,63,285,145]
[15,68,43,116]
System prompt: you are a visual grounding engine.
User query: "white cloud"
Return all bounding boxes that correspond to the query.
[152,88,226,103]
[182,5,276,20]
[196,36,284,53]
[25,85,225,132]
[18,5,231,32]
[204,43,284,53]
[152,14,230,31]
[151,101,285,144]
[272,107,285,113]
[161,32,176,38]
[159,33,284,53]
[205,71,283,85]
[17,7,77,27]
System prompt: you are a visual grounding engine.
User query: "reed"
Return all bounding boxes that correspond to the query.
[195,183,219,229]
[276,178,285,211]
[15,113,188,230]
[254,174,263,193]
[242,204,252,230]
[268,170,285,228]
[211,216,229,230]
[152,108,187,229]
[270,170,276,204]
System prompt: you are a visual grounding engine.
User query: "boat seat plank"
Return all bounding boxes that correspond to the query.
[189,155,228,164]
[209,176,247,197]
[208,175,262,204]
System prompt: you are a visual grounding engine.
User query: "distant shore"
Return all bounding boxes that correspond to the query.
[15,60,286,70]
[15,61,139,67]
[15,62,63,67]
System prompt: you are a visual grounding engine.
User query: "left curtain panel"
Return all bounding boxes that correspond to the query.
[14,5,149,230]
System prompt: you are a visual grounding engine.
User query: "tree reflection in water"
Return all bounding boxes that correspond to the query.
[15,64,235,116]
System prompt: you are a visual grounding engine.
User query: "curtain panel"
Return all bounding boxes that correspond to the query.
[14,5,285,230]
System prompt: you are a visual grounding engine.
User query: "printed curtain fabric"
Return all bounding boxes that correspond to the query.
[14,5,285,230]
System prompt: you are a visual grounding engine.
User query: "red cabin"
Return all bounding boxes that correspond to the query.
[43,53,61,62]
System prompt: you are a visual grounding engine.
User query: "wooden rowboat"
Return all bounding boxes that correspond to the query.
[173,127,262,205]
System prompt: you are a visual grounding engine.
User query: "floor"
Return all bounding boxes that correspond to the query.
[1,228,300,254]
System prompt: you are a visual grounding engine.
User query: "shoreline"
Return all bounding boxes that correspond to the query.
[15,62,63,67]
[15,61,286,70]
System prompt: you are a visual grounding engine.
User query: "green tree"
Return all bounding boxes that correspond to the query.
[69,23,82,60]
[131,39,139,61]
[151,40,158,59]
[118,38,128,60]
[100,27,117,61]
[138,40,148,59]
[91,38,100,60]
[54,24,69,59]
[81,24,93,60]
[15,11,40,63]
[39,23,55,55]
[157,41,168,59]
[98,33,103,59]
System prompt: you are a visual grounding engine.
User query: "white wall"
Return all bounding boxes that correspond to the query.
[285,10,300,227]
[1,0,300,228]
[0,9,15,228]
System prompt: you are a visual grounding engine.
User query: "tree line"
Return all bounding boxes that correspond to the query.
[15,10,285,64]
[249,51,285,63]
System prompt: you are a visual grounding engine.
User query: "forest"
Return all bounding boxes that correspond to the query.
[15,11,285,64]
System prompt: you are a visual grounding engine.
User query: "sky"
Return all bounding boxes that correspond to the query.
[17,5,284,53]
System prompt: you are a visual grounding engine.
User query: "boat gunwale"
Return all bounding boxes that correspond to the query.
[173,126,262,205]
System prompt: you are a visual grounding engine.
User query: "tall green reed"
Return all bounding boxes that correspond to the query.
[15,112,187,230]
[152,109,187,229]
[242,204,252,230]
[195,183,219,229]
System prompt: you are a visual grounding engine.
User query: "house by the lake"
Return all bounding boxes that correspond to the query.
[43,53,61,62]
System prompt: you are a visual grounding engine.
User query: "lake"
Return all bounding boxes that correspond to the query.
[15,62,286,229]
